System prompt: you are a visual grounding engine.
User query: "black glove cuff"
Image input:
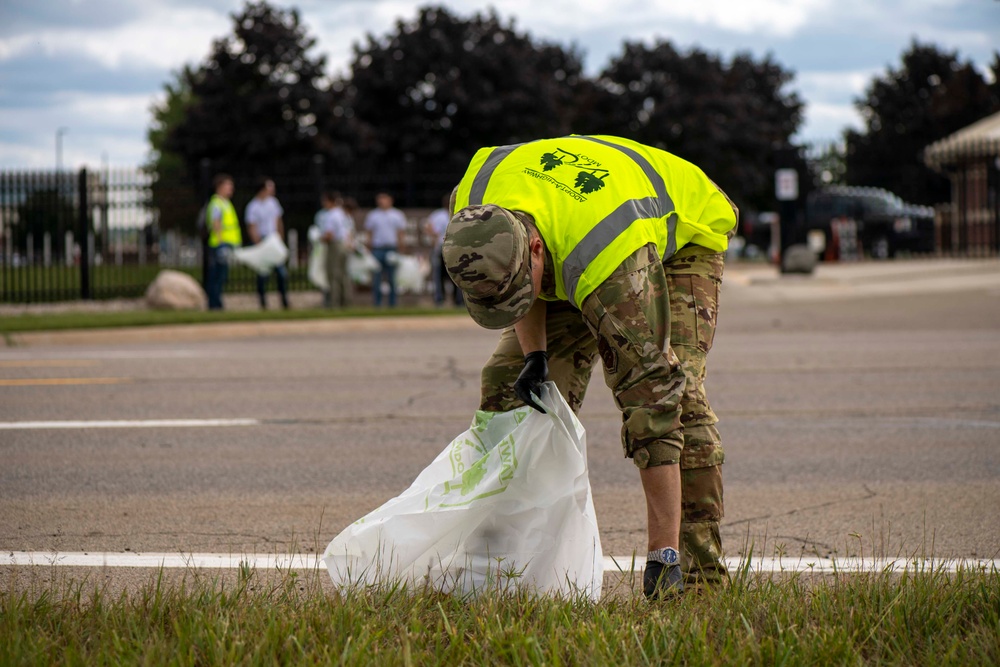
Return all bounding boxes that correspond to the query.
[524,350,548,363]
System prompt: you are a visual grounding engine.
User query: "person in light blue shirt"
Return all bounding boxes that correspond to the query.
[245,177,289,310]
[363,192,408,307]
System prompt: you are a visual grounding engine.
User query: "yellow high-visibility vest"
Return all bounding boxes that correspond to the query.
[207,195,242,248]
[454,135,736,307]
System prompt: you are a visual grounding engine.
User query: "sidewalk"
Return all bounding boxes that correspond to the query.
[2,257,998,347]
[723,257,1000,303]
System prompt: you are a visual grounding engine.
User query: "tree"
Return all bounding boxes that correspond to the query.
[807,141,848,187]
[155,1,335,230]
[146,70,201,234]
[581,40,804,212]
[844,41,1000,205]
[13,188,76,256]
[332,5,587,203]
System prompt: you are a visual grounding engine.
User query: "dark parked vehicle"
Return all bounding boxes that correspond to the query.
[806,186,936,259]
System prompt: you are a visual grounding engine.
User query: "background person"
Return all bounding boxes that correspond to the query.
[442,135,737,599]
[424,193,464,308]
[317,190,355,308]
[205,173,242,310]
[363,191,408,307]
[245,176,289,310]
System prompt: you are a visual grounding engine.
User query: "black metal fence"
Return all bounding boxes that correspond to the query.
[0,166,453,303]
[2,162,997,304]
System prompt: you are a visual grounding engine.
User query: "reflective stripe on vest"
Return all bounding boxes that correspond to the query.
[465,136,678,307]
[561,136,679,306]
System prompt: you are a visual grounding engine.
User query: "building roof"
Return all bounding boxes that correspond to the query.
[924,111,1000,171]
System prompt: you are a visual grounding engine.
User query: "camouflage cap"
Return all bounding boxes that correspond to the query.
[442,204,534,330]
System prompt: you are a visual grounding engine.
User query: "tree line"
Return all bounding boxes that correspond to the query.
[147,1,1000,235]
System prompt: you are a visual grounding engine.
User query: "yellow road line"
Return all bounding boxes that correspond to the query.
[0,377,130,387]
[0,360,100,368]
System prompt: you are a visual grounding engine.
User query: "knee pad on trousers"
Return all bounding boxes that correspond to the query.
[630,440,682,469]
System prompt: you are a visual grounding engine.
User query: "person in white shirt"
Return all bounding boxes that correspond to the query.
[363,192,408,307]
[244,177,289,310]
[317,190,355,308]
[423,193,464,307]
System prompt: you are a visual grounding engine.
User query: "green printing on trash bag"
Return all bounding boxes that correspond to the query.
[433,434,519,508]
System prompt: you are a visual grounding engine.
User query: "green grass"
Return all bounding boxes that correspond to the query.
[3,564,998,665]
[1,264,314,303]
[0,306,462,335]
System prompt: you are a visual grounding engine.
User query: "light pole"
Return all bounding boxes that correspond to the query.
[56,127,68,172]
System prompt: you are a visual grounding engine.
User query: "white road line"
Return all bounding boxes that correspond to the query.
[0,419,259,430]
[4,552,998,574]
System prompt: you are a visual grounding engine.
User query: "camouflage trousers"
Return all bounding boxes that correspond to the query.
[479,243,727,583]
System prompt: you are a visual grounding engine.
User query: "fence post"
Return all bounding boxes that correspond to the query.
[313,154,325,204]
[78,167,91,299]
[288,229,298,269]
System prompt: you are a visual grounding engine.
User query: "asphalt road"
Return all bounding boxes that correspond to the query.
[3,261,1000,574]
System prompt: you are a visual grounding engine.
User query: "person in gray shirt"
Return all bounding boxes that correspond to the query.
[245,177,289,310]
[363,192,408,307]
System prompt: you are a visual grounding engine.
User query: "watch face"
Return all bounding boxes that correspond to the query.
[651,547,679,564]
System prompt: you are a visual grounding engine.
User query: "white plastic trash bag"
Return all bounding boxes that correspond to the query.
[307,226,328,290]
[347,245,381,286]
[233,233,288,276]
[322,382,604,600]
[395,254,429,294]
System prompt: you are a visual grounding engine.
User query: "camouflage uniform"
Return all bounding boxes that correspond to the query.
[478,242,727,584]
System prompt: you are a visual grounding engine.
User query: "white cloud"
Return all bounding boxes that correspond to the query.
[0,5,228,71]
[486,0,830,37]
[1,0,997,171]
[0,140,51,167]
[796,69,879,104]
[2,92,153,168]
[797,102,864,144]
[805,0,999,64]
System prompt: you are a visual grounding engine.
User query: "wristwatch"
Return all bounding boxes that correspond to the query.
[647,547,680,565]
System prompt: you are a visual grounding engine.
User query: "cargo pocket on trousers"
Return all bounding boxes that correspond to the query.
[671,274,720,355]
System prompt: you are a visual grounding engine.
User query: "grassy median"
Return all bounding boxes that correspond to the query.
[3,564,997,665]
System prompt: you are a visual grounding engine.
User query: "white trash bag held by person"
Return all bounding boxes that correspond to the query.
[394,254,429,294]
[232,233,288,276]
[306,225,328,290]
[322,382,603,600]
[347,245,381,286]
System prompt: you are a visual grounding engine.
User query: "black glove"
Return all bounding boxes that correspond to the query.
[514,350,548,414]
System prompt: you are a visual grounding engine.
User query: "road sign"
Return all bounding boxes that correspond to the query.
[775,168,799,201]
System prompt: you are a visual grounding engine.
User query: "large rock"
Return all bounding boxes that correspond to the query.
[782,244,818,274]
[145,270,207,311]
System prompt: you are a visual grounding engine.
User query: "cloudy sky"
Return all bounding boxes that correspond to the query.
[1,0,997,170]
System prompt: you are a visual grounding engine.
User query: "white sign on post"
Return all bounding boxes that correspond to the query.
[775,169,799,201]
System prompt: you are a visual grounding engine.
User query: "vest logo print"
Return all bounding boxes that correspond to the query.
[523,147,610,201]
